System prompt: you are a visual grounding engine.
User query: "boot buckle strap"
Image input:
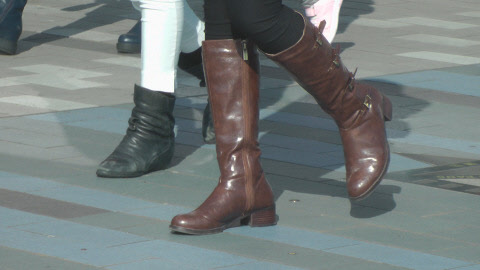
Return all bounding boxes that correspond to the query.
[313,21,327,49]
[330,45,341,69]
[314,37,323,48]
[128,118,138,131]
[348,69,358,91]
[363,95,372,109]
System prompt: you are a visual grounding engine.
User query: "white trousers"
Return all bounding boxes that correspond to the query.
[131,0,205,93]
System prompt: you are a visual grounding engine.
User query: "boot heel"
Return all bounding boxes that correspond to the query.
[249,207,277,227]
[382,95,393,121]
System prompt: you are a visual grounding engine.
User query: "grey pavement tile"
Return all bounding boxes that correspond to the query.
[125,222,407,270]
[0,84,55,98]
[325,224,477,261]
[431,245,480,265]
[0,246,102,270]
[0,127,70,148]
[440,64,480,76]
[262,159,334,182]
[54,156,100,167]
[260,100,328,118]
[0,152,92,181]
[70,212,160,230]
[0,102,51,117]
[0,141,84,161]
[259,120,343,145]
[414,124,480,142]
[389,142,480,162]
[0,189,108,219]
[393,153,476,167]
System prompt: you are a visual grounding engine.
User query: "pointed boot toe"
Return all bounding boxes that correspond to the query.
[96,155,142,178]
[346,155,389,200]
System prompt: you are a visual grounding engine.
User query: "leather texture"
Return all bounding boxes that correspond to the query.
[0,0,27,55]
[265,14,392,200]
[170,39,276,235]
[96,85,176,178]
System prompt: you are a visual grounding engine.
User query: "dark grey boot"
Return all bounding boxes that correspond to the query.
[0,0,27,55]
[96,85,176,178]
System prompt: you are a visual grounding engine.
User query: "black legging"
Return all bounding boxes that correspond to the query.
[204,0,305,54]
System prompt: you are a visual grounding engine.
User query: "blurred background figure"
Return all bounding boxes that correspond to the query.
[116,1,206,85]
[0,0,27,55]
[302,0,343,43]
[117,19,141,54]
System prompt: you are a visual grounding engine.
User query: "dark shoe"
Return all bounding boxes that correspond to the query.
[0,0,27,55]
[202,99,215,144]
[265,15,392,200]
[170,40,276,235]
[116,20,141,53]
[96,85,175,178]
[178,47,214,143]
[178,47,206,87]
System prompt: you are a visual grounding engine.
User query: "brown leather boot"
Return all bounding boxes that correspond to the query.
[170,39,276,235]
[265,14,392,200]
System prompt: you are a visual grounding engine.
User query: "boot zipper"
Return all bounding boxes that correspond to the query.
[242,40,248,61]
[240,40,254,212]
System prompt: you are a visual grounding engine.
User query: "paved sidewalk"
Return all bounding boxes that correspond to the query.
[1,0,480,269]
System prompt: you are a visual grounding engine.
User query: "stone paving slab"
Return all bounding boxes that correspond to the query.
[1,0,480,269]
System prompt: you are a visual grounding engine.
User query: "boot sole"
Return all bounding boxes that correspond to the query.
[96,163,169,178]
[96,157,171,178]
[96,170,145,178]
[169,207,277,235]
[116,42,140,54]
[0,39,17,55]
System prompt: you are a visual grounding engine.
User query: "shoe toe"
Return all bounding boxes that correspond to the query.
[96,157,140,177]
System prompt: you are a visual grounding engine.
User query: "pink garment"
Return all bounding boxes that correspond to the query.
[304,0,343,43]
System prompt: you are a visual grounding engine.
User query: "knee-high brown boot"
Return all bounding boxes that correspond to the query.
[170,39,276,235]
[265,14,392,200]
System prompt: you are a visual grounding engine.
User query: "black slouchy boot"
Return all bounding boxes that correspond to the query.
[96,85,176,178]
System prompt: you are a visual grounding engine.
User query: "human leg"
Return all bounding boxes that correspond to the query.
[97,0,184,178]
[98,0,215,178]
[223,0,392,200]
[116,1,141,53]
[170,39,276,235]
[118,0,205,68]
[118,0,206,87]
[265,16,391,200]
[0,0,27,55]
[303,0,343,43]
[169,0,276,235]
